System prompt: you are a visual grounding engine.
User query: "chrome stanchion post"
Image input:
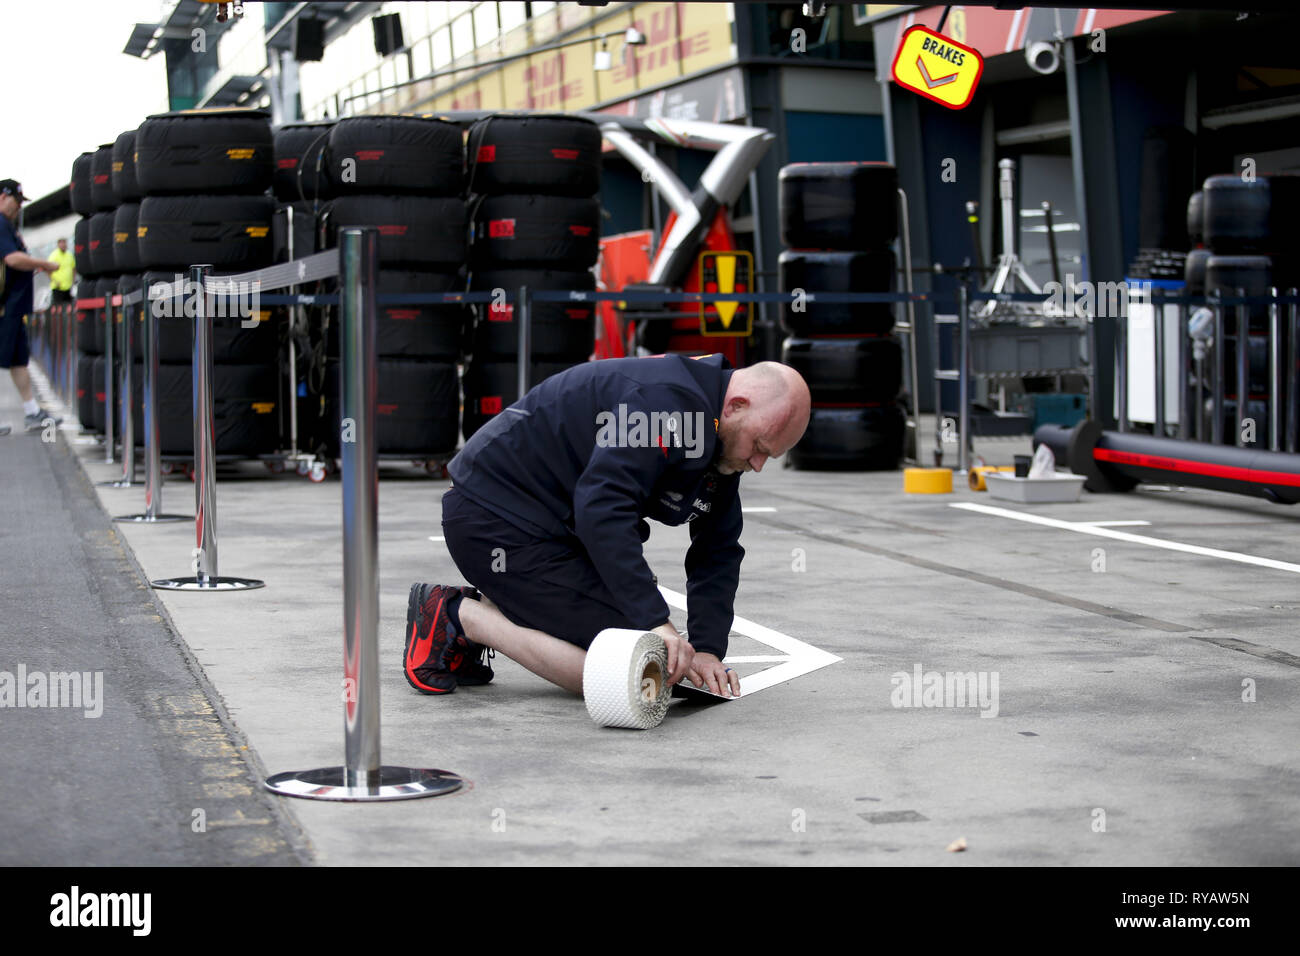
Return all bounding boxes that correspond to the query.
[196,265,218,582]
[285,204,300,460]
[957,284,970,476]
[1153,292,1166,438]
[1212,288,1224,445]
[102,297,115,464]
[340,229,381,786]
[1235,286,1248,448]
[1268,287,1280,452]
[102,289,140,487]
[897,186,921,463]
[517,284,531,401]
[1288,290,1298,455]
[116,278,189,523]
[265,227,462,802]
[151,266,262,589]
[1116,308,1128,433]
[1177,301,1190,441]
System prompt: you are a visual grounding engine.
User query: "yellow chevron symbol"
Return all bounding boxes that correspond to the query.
[699,250,753,338]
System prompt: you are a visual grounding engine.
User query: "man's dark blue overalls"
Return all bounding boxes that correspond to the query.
[443,354,743,661]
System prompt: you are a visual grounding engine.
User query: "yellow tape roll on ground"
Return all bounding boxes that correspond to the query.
[903,467,953,494]
[968,465,1016,491]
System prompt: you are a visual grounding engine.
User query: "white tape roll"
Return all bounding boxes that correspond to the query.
[583,628,672,729]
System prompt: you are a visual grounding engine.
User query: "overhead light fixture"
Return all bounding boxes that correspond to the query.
[594,40,611,71]
[625,27,646,46]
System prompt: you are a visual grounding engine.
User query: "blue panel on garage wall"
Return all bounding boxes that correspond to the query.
[785,112,887,162]
[599,162,647,236]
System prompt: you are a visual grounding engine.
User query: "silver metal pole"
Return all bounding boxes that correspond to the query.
[998,159,1015,259]
[264,226,461,802]
[102,298,115,464]
[1289,290,1298,455]
[339,227,382,786]
[1153,294,1166,438]
[54,305,65,405]
[1235,287,1248,448]
[103,288,139,487]
[1177,302,1190,441]
[151,268,260,587]
[115,279,189,524]
[122,298,135,481]
[1195,352,1206,442]
[195,265,218,583]
[958,284,970,476]
[65,306,74,415]
[897,186,921,464]
[70,305,80,419]
[516,285,531,401]
[144,288,161,515]
[286,204,300,458]
[1268,287,1280,452]
[1116,310,1128,433]
[1212,289,1224,446]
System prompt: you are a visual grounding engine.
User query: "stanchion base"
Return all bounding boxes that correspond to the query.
[151,575,266,591]
[114,513,192,524]
[264,766,463,802]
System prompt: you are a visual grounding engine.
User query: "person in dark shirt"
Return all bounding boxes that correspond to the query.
[403,355,810,701]
[0,180,61,431]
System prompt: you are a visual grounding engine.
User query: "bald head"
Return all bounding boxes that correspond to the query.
[716,362,811,474]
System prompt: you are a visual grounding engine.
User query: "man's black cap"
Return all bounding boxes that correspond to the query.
[0,179,27,201]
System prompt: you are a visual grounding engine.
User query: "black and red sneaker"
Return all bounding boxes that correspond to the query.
[443,587,495,686]
[403,583,463,695]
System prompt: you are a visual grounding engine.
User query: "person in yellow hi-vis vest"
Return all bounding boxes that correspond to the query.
[48,237,75,307]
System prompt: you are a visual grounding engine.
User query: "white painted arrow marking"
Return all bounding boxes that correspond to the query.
[950,501,1300,575]
[659,586,841,696]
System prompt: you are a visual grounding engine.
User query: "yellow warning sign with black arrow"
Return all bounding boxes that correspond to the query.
[699,250,753,337]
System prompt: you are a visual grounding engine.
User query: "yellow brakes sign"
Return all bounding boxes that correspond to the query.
[890,25,983,110]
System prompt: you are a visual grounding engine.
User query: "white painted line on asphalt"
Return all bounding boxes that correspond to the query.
[1078,520,1151,527]
[950,501,1300,575]
[659,586,841,695]
[428,535,444,542]
[742,506,777,513]
[718,655,792,664]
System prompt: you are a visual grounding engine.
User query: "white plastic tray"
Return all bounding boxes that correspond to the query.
[983,472,1086,503]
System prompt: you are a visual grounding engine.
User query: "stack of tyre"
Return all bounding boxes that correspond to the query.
[1193,174,1300,446]
[317,115,466,461]
[68,149,107,432]
[132,108,280,459]
[271,119,333,264]
[460,114,601,439]
[778,162,904,470]
[110,128,148,449]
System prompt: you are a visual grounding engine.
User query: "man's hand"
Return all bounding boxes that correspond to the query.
[651,621,694,687]
[41,261,58,274]
[688,652,741,697]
